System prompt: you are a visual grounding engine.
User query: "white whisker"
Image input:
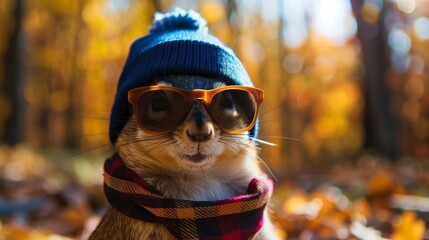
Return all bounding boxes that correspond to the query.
[249,137,278,147]
[258,135,301,142]
[199,167,215,199]
[231,141,278,183]
[255,154,278,182]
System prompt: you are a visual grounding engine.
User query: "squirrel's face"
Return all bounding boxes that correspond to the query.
[115,76,256,175]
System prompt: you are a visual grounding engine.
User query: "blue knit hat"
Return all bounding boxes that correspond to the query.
[109,8,255,144]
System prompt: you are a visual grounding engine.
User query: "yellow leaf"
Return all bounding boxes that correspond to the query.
[391,211,425,240]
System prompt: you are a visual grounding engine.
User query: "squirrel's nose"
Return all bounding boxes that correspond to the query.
[186,122,214,142]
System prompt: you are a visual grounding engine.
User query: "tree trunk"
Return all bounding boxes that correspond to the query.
[351,0,398,159]
[65,0,84,148]
[3,0,25,146]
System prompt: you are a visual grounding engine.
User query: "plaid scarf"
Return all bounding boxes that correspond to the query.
[103,153,273,240]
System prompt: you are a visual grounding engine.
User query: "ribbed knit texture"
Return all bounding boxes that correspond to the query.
[109,9,256,144]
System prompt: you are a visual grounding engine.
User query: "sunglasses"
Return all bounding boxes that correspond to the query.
[128,85,264,134]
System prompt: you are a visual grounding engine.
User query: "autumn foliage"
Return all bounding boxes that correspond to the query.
[1,0,429,239]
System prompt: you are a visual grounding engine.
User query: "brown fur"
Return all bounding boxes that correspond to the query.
[89,81,280,240]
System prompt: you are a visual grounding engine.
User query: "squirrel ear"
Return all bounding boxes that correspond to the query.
[149,8,208,34]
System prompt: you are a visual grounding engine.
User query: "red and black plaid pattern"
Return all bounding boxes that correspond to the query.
[103,153,273,240]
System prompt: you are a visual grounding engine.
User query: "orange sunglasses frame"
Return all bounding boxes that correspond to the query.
[128,85,264,134]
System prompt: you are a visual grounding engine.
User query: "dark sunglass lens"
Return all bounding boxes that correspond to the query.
[152,91,171,112]
[210,90,257,132]
[137,90,186,132]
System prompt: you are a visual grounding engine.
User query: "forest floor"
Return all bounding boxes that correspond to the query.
[0,145,428,240]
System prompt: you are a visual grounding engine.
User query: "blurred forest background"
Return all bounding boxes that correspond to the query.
[1,0,429,239]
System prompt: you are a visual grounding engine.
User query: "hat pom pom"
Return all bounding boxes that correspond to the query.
[149,8,208,34]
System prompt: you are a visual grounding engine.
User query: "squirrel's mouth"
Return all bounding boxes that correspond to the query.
[182,153,212,163]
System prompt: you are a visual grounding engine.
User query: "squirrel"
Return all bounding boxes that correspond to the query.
[89,8,281,240]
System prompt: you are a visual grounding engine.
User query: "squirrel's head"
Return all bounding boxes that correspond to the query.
[110,9,262,175]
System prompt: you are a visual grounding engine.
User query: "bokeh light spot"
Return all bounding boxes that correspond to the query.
[283,54,304,74]
[361,2,380,23]
[388,29,411,54]
[391,52,411,73]
[396,0,416,14]
[282,0,307,48]
[312,0,357,45]
[413,17,429,40]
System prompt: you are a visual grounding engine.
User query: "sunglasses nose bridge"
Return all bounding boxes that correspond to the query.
[189,90,211,104]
